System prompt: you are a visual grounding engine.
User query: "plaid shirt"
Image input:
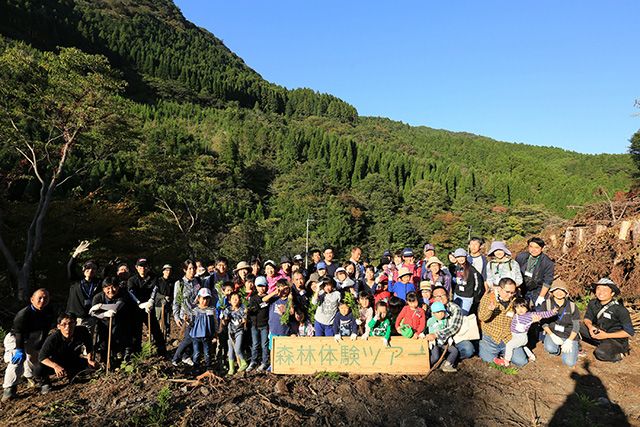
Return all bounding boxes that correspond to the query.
[434,302,464,341]
[478,291,515,344]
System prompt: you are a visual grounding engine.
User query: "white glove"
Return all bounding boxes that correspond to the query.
[89,303,102,314]
[139,300,153,313]
[103,310,116,318]
[535,296,545,306]
[355,319,362,326]
[383,338,390,347]
[561,339,574,354]
[350,334,357,341]
[548,332,564,346]
[360,334,369,341]
[334,334,342,342]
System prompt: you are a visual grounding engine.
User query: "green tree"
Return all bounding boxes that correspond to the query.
[0,43,128,299]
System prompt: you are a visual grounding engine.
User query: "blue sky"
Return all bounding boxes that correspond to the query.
[175,1,639,154]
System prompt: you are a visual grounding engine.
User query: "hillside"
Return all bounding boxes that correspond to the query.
[0,0,635,300]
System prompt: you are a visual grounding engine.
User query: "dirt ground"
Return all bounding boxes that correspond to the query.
[0,335,638,427]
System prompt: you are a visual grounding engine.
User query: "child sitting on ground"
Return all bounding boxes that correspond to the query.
[189,288,217,370]
[220,292,248,375]
[368,301,392,347]
[427,301,458,373]
[395,291,426,339]
[493,297,557,367]
[357,292,374,339]
[333,300,358,341]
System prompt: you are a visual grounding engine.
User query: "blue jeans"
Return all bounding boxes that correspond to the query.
[430,344,459,366]
[228,331,245,362]
[192,337,210,367]
[453,294,474,316]
[543,334,579,367]
[456,340,476,360]
[172,327,192,362]
[251,326,269,365]
[314,320,334,337]
[479,334,528,367]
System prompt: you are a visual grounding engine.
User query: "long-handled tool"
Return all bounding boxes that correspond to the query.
[106,316,113,374]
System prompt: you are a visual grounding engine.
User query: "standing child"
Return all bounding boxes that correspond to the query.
[493,297,557,367]
[189,288,217,370]
[333,301,358,341]
[312,278,341,337]
[368,301,392,347]
[357,292,374,339]
[295,310,315,337]
[419,282,432,312]
[263,279,295,359]
[246,276,270,371]
[373,279,391,305]
[427,302,458,373]
[214,283,234,366]
[220,293,248,375]
[394,292,426,339]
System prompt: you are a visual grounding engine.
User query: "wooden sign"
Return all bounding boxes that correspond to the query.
[270,336,430,375]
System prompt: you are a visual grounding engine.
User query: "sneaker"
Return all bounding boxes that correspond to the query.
[257,363,269,372]
[578,350,587,358]
[171,360,178,367]
[41,384,51,395]
[493,357,508,367]
[182,356,194,366]
[246,362,257,372]
[227,361,236,376]
[2,387,16,402]
[238,359,248,372]
[26,377,37,388]
[441,361,458,373]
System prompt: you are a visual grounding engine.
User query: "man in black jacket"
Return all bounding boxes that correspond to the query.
[581,278,635,362]
[90,277,136,362]
[127,258,166,355]
[35,312,97,394]
[515,237,555,307]
[66,241,101,326]
[2,289,54,401]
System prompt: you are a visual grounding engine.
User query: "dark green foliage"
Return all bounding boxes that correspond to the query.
[0,0,357,122]
[0,1,634,301]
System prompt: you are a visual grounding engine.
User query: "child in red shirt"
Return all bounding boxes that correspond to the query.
[374,279,392,305]
[394,292,426,339]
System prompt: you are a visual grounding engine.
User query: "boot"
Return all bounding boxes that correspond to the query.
[238,359,248,372]
[2,386,16,402]
[227,360,236,376]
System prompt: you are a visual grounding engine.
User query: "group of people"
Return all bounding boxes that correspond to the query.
[1,237,635,401]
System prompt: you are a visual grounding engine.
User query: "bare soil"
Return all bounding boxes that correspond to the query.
[1,336,638,427]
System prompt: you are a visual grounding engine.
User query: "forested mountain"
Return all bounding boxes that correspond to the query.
[0,0,633,290]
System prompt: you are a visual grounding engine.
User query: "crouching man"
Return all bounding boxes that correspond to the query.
[2,288,54,401]
[34,312,97,394]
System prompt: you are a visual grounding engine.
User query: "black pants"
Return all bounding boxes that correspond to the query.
[579,324,630,362]
[95,319,133,358]
[34,358,88,384]
[132,310,166,354]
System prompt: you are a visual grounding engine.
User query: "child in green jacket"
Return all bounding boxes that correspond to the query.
[368,300,391,347]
